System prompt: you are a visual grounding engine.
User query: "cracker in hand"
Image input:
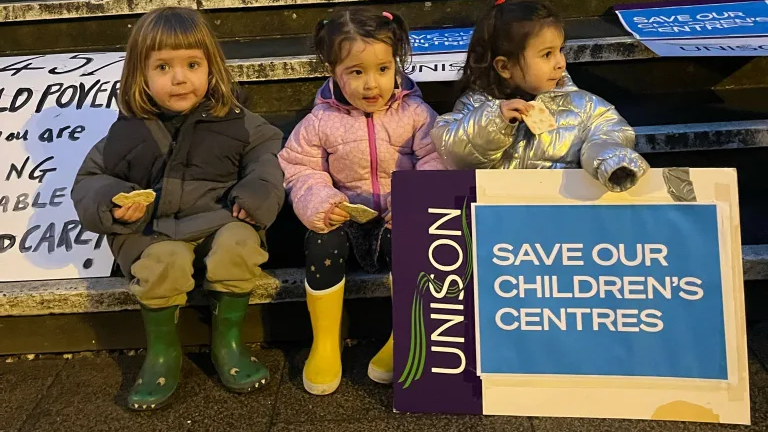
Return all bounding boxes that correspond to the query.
[338,202,378,224]
[112,189,156,207]
[522,100,557,135]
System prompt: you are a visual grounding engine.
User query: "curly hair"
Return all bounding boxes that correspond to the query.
[458,0,564,99]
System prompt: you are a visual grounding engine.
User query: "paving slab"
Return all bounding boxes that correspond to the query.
[273,340,394,423]
[0,358,65,432]
[271,415,533,432]
[748,322,768,369]
[271,340,532,430]
[1,330,767,432]
[18,347,283,432]
[530,355,768,432]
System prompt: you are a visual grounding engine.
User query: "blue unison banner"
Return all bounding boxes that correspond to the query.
[473,203,728,380]
[409,28,472,54]
[615,0,768,40]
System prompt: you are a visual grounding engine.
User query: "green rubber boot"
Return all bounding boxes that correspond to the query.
[127,305,182,411]
[210,291,269,393]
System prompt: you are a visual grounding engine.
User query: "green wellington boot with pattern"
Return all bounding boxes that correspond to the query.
[127,305,183,411]
[210,291,269,393]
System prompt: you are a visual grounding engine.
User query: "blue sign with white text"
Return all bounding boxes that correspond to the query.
[616,0,768,40]
[473,203,727,380]
[409,28,473,54]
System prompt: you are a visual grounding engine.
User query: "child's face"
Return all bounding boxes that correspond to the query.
[333,39,396,113]
[146,49,209,113]
[502,26,566,96]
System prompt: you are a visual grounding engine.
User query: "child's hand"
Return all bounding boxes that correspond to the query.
[233,203,257,225]
[112,203,147,224]
[500,99,534,123]
[328,206,350,227]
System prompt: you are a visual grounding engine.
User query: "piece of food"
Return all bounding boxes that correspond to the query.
[338,202,379,224]
[522,100,557,135]
[112,189,156,207]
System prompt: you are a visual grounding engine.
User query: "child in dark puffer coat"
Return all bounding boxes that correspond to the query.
[71,7,285,410]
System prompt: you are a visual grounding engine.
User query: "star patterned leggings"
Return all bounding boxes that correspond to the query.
[304,227,392,291]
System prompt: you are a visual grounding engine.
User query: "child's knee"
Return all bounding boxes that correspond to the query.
[305,229,349,257]
[130,242,195,307]
[304,229,349,290]
[206,223,268,286]
[132,242,195,282]
[213,222,263,251]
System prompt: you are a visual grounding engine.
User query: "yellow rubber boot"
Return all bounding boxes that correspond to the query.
[368,332,393,384]
[368,273,394,384]
[303,279,344,395]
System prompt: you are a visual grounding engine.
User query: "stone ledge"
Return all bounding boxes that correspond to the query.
[743,245,768,282]
[0,0,195,23]
[0,0,364,22]
[0,268,391,317]
[635,120,768,153]
[228,37,655,82]
[2,244,767,317]
[198,0,367,11]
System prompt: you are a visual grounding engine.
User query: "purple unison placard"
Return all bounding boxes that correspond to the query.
[391,170,482,414]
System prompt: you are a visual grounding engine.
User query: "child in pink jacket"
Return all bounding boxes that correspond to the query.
[278,8,444,396]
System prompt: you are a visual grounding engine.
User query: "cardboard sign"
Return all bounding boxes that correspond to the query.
[474,204,726,379]
[406,28,472,82]
[615,0,768,56]
[0,53,124,282]
[410,28,472,54]
[392,168,749,425]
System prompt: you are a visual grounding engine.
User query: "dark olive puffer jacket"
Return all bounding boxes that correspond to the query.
[71,103,285,277]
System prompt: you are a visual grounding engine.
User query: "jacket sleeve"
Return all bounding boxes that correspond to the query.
[71,137,152,235]
[411,101,446,170]
[277,112,348,233]
[579,94,650,192]
[430,93,517,170]
[229,110,286,229]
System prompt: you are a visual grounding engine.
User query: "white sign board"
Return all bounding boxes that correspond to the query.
[406,28,470,82]
[0,53,125,282]
[405,53,466,83]
[640,36,768,56]
[615,0,768,57]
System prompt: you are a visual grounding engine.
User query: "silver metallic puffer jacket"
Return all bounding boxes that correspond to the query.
[431,72,649,192]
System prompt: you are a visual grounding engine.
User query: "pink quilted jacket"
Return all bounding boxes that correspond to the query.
[278,76,445,233]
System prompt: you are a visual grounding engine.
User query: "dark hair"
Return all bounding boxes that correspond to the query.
[459,0,564,99]
[313,8,411,74]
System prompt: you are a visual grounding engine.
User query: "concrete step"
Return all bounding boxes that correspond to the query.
[0,0,671,23]
[244,79,768,127]
[2,244,767,318]
[0,245,766,354]
[0,269,389,317]
[0,0,497,54]
[0,14,633,56]
[3,5,765,129]
[635,120,768,153]
[0,0,688,58]
[227,36,653,83]
[257,119,768,270]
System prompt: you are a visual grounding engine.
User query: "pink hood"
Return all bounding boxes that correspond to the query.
[278,75,445,233]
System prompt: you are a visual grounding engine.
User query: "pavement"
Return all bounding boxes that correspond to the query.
[2,326,768,432]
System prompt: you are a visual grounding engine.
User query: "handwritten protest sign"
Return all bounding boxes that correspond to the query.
[0,53,125,282]
[392,169,749,424]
